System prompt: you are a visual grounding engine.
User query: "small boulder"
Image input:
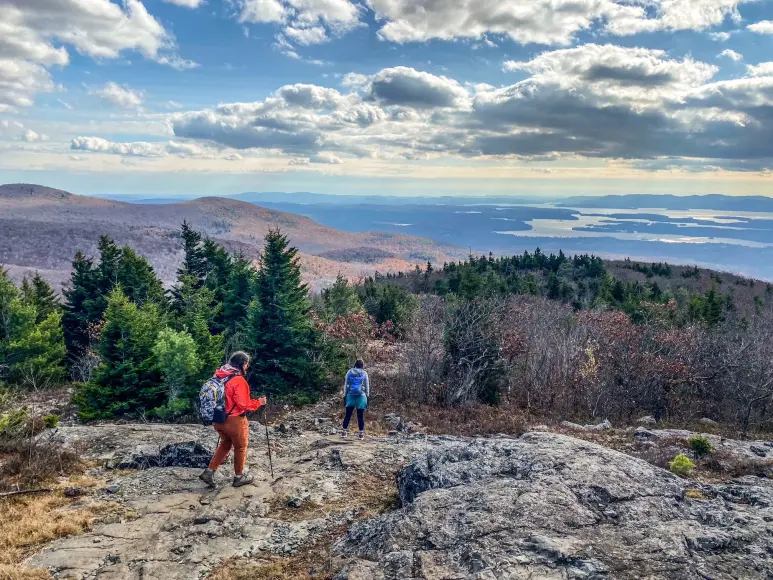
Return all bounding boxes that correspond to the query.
[750,445,768,458]
[637,415,656,426]
[64,486,84,498]
[584,420,612,431]
[634,427,657,442]
[560,421,586,431]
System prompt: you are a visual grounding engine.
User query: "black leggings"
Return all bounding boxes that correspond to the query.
[343,406,365,431]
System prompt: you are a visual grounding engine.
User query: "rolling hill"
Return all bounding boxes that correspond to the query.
[0,184,467,292]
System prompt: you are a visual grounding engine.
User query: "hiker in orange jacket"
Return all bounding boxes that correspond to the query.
[199,351,265,488]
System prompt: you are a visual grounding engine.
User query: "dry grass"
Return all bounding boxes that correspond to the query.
[267,472,398,523]
[210,523,349,580]
[0,442,86,493]
[0,486,113,569]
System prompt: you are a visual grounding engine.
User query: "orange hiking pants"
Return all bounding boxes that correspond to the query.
[208,415,249,475]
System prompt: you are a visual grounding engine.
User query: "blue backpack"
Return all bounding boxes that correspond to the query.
[348,372,365,395]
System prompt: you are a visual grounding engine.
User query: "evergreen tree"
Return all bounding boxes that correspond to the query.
[1,268,35,375]
[704,288,725,326]
[152,328,201,416]
[8,311,66,387]
[244,229,321,398]
[29,273,60,323]
[173,275,223,380]
[321,274,363,320]
[62,251,100,361]
[222,253,255,339]
[117,247,166,306]
[74,288,163,420]
[176,221,206,285]
[202,238,234,334]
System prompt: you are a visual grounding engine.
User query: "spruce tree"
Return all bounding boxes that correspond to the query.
[202,238,234,334]
[222,253,256,339]
[62,251,100,361]
[8,311,66,387]
[244,229,321,398]
[27,273,60,323]
[117,247,166,306]
[74,288,163,420]
[321,274,363,320]
[177,221,206,285]
[173,275,223,380]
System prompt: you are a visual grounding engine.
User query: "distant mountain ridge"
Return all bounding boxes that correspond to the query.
[0,184,466,292]
[91,190,773,213]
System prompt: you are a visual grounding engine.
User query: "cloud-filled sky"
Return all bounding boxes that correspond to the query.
[1,0,772,197]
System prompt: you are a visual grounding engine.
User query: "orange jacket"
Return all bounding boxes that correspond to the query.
[215,366,264,416]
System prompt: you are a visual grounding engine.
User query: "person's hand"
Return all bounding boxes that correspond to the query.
[258,396,267,406]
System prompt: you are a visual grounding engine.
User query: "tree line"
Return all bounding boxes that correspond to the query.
[1,224,348,421]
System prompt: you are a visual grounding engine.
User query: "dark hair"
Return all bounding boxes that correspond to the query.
[228,351,251,373]
[354,359,364,369]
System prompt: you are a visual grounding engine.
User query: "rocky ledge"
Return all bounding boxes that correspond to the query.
[335,432,773,580]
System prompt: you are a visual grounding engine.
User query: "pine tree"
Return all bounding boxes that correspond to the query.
[1,268,35,374]
[244,229,321,398]
[27,273,60,323]
[321,274,363,320]
[152,328,201,414]
[8,311,66,388]
[74,288,163,420]
[62,251,100,361]
[117,246,166,306]
[173,275,223,380]
[177,221,206,285]
[222,253,255,339]
[202,238,234,334]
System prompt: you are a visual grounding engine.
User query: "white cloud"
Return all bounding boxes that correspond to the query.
[71,136,220,158]
[284,25,329,45]
[57,99,74,110]
[309,152,342,164]
[165,100,183,109]
[748,20,773,34]
[367,0,757,45]
[240,0,360,54]
[238,0,290,23]
[93,82,144,109]
[366,67,470,108]
[0,0,192,110]
[160,51,773,172]
[161,0,204,7]
[21,129,49,142]
[156,55,200,70]
[503,44,717,107]
[709,31,732,41]
[718,49,743,62]
[747,62,773,77]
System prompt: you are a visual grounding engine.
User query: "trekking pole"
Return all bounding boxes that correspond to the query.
[264,393,275,479]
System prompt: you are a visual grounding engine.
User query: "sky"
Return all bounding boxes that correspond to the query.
[0,0,772,198]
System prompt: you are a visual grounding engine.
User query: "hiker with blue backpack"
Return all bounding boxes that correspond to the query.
[341,359,369,440]
[199,351,266,488]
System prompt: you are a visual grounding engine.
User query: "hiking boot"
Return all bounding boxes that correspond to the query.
[358,431,365,441]
[199,468,216,488]
[232,473,255,488]
[340,430,348,438]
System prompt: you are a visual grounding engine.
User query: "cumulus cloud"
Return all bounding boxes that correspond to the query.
[284,25,329,45]
[71,136,218,158]
[66,49,772,173]
[718,49,743,62]
[366,67,470,108]
[747,62,773,77]
[21,129,48,142]
[367,0,757,45]
[0,0,192,110]
[92,82,144,109]
[239,0,361,53]
[748,20,773,34]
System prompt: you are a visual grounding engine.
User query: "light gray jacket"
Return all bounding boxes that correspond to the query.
[343,368,370,397]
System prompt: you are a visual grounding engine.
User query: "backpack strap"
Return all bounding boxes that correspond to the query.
[223,374,240,417]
